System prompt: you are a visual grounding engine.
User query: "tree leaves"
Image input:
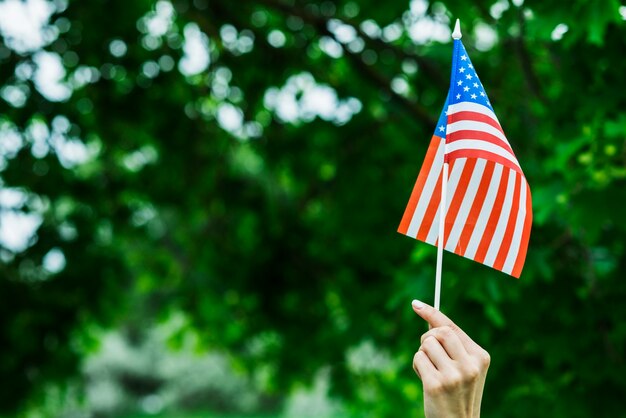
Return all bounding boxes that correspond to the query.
[2,0,626,416]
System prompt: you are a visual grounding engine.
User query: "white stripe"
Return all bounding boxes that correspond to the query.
[406,138,445,237]
[447,120,510,146]
[444,159,487,253]
[424,203,440,245]
[445,140,520,169]
[447,102,500,125]
[425,159,466,244]
[483,171,517,267]
[502,179,528,274]
[464,164,504,259]
[445,159,466,214]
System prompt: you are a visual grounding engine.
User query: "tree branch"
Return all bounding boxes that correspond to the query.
[256,0,436,126]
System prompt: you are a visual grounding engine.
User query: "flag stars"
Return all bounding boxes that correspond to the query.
[452,49,492,105]
[438,125,445,132]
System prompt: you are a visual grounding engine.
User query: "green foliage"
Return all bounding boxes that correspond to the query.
[2,0,626,416]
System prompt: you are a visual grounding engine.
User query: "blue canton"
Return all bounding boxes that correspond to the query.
[433,41,492,137]
[449,42,492,110]
[434,99,449,138]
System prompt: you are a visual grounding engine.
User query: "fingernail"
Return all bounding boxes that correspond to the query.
[412,299,425,310]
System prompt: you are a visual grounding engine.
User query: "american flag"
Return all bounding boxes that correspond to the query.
[398,39,532,278]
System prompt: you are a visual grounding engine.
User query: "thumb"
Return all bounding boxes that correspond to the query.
[411,299,454,328]
[411,299,475,349]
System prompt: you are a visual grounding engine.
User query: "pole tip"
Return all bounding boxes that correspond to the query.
[452,19,462,40]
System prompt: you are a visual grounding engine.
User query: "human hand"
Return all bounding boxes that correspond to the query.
[411,300,490,418]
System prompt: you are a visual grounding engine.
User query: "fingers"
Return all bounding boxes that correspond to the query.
[420,336,454,372]
[411,299,455,328]
[413,350,438,387]
[420,326,469,362]
[411,299,491,414]
[411,299,477,353]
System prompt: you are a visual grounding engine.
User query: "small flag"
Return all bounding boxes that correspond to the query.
[398,34,532,278]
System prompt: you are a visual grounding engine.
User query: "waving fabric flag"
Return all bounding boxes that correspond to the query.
[398,33,532,278]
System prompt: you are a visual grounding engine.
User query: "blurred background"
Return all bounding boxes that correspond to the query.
[1,0,626,417]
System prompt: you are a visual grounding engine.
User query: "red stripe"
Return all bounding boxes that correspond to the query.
[447,130,515,157]
[416,167,444,242]
[511,181,532,278]
[443,158,477,249]
[473,168,511,264]
[398,136,443,235]
[447,149,522,176]
[434,159,460,247]
[456,161,496,256]
[492,173,521,271]
[448,111,503,134]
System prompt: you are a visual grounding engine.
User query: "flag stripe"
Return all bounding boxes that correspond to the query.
[447,121,510,147]
[511,181,533,278]
[455,160,496,256]
[463,164,505,260]
[447,130,515,157]
[444,159,487,253]
[501,178,528,274]
[398,135,443,235]
[416,167,444,241]
[447,149,522,175]
[446,140,520,171]
[448,111,504,134]
[405,137,445,237]
[474,168,513,264]
[443,158,477,248]
[448,102,501,126]
[486,171,519,268]
[431,158,466,245]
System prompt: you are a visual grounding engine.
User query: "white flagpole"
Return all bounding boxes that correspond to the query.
[434,19,462,311]
[434,162,448,310]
